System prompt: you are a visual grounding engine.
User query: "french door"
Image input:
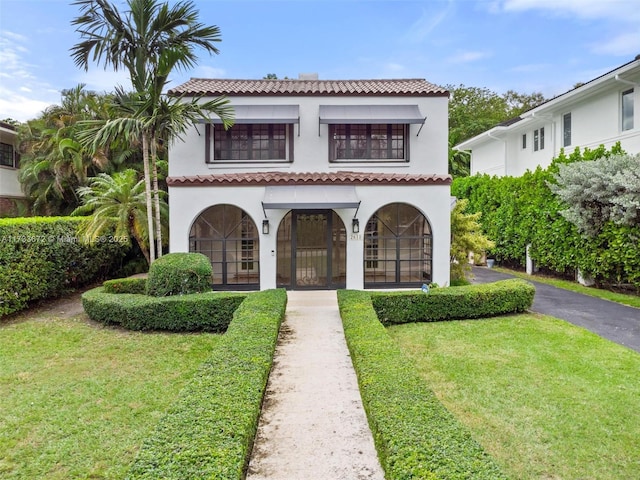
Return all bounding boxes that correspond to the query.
[276,210,346,289]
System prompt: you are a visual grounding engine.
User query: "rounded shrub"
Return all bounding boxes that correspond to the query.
[146,252,212,297]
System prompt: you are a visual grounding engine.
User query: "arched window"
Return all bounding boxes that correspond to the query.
[189,205,259,290]
[364,203,432,287]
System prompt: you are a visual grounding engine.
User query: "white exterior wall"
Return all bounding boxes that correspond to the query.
[169,183,451,290]
[169,90,450,290]
[463,61,640,177]
[169,95,448,177]
[0,125,23,198]
[468,138,506,176]
[0,167,22,197]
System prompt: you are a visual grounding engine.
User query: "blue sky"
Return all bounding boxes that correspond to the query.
[1,0,639,122]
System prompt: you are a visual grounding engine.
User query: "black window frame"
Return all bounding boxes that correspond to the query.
[206,123,294,164]
[328,123,409,162]
[0,142,18,168]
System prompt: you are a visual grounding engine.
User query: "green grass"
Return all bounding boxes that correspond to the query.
[389,314,640,480]
[0,315,221,479]
[493,267,640,308]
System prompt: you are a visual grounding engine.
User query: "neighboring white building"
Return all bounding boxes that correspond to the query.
[0,121,25,216]
[455,55,640,176]
[167,76,451,290]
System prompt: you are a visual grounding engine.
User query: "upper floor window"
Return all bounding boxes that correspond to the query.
[329,124,407,162]
[622,88,634,131]
[521,133,527,149]
[0,142,17,168]
[206,123,293,163]
[533,127,545,151]
[563,113,572,147]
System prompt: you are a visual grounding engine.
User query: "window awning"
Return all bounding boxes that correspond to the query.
[262,185,360,209]
[319,104,425,124]
[207,105,300,124]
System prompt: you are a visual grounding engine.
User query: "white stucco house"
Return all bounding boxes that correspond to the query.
[0,121,25,216]
[455,55,640,176]
[167,76,451,290]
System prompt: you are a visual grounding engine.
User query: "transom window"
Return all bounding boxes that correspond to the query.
[206,124,293,163]
[0,142,17,168]
[329,124,407,162]
[622,88,634,131]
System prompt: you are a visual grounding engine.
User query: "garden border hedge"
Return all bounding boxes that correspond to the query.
[127,289,287,480]
[372,278,535,325]
[82,286,246,332]
[337,289,508,479]
[0,216,129,317]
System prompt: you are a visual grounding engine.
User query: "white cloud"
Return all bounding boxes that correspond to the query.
[509,63,551,73]
[447,50,491,64]
[591,31,640,56]
[193,65,226,78]
[496,0,640,21]
[73,69,133,92]
[0,86,55,122]
[402,2,453,44]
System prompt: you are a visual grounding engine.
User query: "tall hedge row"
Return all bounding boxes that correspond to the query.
[0,216,129,317]
[452,144,640,289]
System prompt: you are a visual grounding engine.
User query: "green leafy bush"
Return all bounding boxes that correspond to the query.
[102,277,147,294]
[127,289,287,480]
[0,216,129,317]
[452,143,640,290]
[82,287,245,331]
[337,290,507,480]
[372,279,535,325]
[146,252,212,297]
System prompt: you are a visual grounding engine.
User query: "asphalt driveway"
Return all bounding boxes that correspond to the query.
[471,267,640,353]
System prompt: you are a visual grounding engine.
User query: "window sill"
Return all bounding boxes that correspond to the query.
[328,161,411,169]
[206,161,292,170]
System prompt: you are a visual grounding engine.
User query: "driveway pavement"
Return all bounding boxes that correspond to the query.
[472,267,640,353]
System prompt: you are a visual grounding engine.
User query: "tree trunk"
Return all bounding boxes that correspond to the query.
[142,134,156,263]
[150,134,163,259]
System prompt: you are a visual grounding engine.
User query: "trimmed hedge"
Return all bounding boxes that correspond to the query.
[103,277,147,294]
[146,252,212,297]
[0,216,129,317]
[127,289,287,480]
[82,287,246,332]
[338,290,508,480]
[372,279,535,325]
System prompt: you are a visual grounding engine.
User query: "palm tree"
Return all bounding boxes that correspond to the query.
[72,169,166,265]
[18,85,131,214]
[71,0,234,263]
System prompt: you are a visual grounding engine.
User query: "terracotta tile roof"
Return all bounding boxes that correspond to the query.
[168,78,449,97]
[167,171,452,186]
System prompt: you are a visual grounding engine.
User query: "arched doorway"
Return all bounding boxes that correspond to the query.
[189,204,260,290]
[276,210,346,289]
[364,203,432,288]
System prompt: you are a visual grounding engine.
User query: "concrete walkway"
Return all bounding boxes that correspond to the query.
[246,290,384,480]
[472,266,640,353]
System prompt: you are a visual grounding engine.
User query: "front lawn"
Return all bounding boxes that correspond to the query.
[0,315,221,479]
[389,314,640,479]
